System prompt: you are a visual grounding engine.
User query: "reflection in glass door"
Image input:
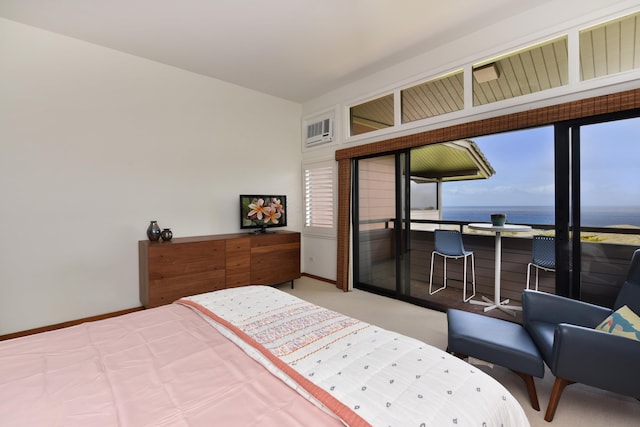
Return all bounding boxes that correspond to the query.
[354,155,396,294]
[354,154,410,296]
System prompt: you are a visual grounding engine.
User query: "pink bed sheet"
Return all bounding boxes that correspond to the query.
[0,304,343,426]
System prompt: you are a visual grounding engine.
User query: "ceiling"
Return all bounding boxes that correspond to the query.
[0,0,555,103]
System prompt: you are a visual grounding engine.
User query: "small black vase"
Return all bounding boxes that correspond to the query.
[160,228,173,241]
[147,221,161,241]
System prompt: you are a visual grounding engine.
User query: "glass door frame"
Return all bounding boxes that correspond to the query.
[554,109,640,299]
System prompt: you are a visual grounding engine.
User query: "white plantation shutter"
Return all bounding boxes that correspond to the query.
[304,164,334,229]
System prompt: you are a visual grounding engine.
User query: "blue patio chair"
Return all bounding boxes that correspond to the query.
[526,235,555,291]
[429,229,476,302]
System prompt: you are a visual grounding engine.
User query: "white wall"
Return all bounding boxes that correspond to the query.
[0,18,302,335]
[302,235,338,280]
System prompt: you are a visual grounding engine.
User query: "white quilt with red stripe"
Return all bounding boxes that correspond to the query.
[178,286,530,427]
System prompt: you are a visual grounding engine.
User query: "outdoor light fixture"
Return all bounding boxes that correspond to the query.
[473,63,500,83]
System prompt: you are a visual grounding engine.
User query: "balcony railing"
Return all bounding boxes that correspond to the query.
[357,218,640,312]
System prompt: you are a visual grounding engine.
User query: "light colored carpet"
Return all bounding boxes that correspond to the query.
[278,277,639,427]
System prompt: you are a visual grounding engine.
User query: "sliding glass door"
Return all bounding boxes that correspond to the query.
[353,112,640,309]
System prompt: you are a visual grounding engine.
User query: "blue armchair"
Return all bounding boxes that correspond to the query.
[522,249,640,422]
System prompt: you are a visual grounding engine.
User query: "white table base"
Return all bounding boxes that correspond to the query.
[469,295,521,314]
[467,223,531,315]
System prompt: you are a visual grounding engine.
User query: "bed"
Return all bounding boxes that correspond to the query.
[0,285,529,426]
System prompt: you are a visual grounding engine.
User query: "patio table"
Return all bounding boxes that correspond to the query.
[468,223,532,314]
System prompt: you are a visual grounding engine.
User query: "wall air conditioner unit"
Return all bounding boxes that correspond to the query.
[305,118,333,146]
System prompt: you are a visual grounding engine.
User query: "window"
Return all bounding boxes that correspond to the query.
[304,161,335,232]
[473,36,568,106]
[349,93,394,136]
[580,11,640,81]
[401,70,464,123]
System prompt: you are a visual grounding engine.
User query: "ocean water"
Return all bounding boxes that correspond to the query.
[442,205,640,227]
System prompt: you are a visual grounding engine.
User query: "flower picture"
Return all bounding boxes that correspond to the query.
[241,195,287,229]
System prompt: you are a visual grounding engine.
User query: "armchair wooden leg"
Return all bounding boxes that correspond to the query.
[545,377,574,422]
[510,370,540,411]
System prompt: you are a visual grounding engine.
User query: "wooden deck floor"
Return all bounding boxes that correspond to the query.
[410,280,524,324]
[360,259,525,323]
[358,280,522,323]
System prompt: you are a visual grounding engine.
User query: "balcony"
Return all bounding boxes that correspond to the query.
[357,219,640,323]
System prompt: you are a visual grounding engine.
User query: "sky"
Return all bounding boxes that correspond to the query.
[412,116,640,208]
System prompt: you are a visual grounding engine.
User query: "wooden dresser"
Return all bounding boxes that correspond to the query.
[139,231,300,308]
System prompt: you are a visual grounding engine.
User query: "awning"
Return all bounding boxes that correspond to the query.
[409,139,495,182]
